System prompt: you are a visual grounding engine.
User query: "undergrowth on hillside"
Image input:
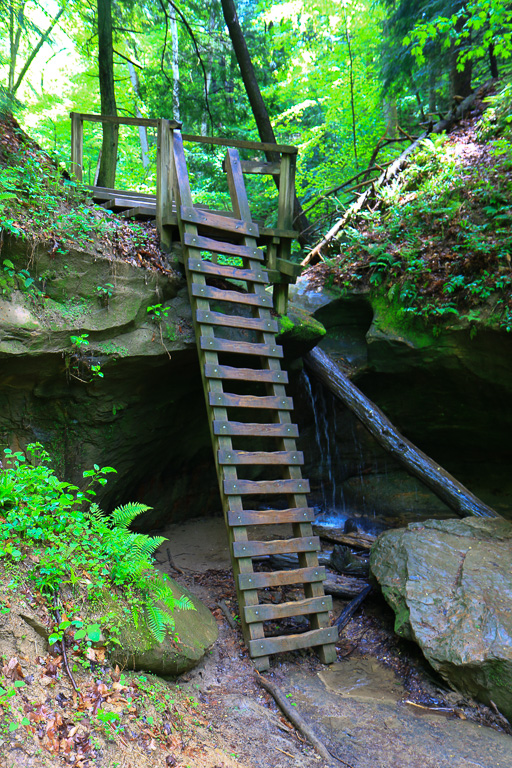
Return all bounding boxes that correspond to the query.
[0,113,171,277]
[0,443,192,644]
[311,82,512,333]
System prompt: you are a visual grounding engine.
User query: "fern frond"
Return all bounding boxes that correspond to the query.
[150,576,195,613]
[125,533,165,564]
[145,603,175,643]
[111,502,152,530]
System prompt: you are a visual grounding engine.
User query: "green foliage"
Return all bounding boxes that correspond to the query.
[328,127,512,332]
[0,258,42,300]
[0,444,193,643]
[0,151,114,248]
[477,81,512,140]
[146,303,170,320]
[404,0,512,69]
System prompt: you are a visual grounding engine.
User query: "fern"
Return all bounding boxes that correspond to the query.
[104,503,195,644]
[111,502,151,530]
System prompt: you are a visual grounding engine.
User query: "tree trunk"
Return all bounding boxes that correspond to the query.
[96,0,118,189]
[127,60,149,168]
[305,347,500,519]
[489,43,499,79]
[220,0,309,239]
[450,16,472,98]
[168,2,180,122]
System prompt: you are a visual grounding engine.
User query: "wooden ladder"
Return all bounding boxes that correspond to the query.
[171,131,337,670]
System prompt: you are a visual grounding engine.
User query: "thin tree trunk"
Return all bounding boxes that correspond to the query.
[127,60,149,168]
[168,2,180,121]
[451,16,472,98]
[305,347,500,519]
[489,43,499,78]
[201,12,215,136]
[8,1,25,92]
[96,0,118,189]
[343,6,358,167]
[220,0,310,239]
[11,6,65,96]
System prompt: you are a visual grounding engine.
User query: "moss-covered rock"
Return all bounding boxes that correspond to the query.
[276,306,326,358]
[109,578,218,676]
[0,237,223,527]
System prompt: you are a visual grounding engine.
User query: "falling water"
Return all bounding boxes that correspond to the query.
[301,370,346,525]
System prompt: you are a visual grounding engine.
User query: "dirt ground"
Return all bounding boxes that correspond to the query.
[157,517,512,768]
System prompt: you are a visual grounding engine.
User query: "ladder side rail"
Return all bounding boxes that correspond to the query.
[171,131,267,663]
[272,152,296,315]
[225,148,337,665]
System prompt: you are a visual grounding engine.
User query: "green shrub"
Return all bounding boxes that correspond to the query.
[0,443,192,643]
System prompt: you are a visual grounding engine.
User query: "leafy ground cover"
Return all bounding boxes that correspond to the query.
[307,85,512,334]
[0,113,171,279]
[0,445,241,768]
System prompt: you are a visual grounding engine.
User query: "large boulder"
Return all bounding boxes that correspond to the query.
[370,517,512,719]
[110,577,219,676]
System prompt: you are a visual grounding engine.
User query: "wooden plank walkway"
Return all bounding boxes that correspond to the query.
[170,130,337,669]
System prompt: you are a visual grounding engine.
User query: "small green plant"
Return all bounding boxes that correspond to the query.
[70,333,89,348]
[95,283,114,308]
[147,303,170,320]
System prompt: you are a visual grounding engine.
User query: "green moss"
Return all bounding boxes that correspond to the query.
[278,315,295,333]
[96,341,129,358]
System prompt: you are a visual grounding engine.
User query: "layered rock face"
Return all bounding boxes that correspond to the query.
[0,238,219,526]
[370,518,512,719]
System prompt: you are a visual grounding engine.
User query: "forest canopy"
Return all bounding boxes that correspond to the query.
[0,0,510,239]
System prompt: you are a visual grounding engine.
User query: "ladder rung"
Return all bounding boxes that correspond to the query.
[228,508,314,525]
[196,310,278,333]
[219,450,303,465]
[213,421,299,438]
[191,284,272,308]
[233,536,320,558]
[205,364,288,384]
[184,232,264,260]
[248,627,336,658]
[238,566,326,590]
[224,478,309,495]
[209,393,293,410]
[181,205,259,238]
[244,595,332,624]
[188,259,268,284]
[200,337,283,358]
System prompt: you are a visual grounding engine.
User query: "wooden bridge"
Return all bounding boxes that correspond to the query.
[71,113,337,670]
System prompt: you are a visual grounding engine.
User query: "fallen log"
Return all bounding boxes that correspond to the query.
[323,574,370,599]
[305,347,500,519]
[335,585,372,632]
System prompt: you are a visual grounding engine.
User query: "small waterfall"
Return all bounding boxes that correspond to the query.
[301,370,346,525]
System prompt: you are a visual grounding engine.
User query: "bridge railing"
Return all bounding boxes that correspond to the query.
[70,112,301,313]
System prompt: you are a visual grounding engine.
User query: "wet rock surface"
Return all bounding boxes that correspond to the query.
[371,517,512,720]
[288,275,512,521]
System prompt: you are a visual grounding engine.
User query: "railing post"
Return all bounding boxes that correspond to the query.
[157,118,182,251]
[70,112,84,182]
[273,152,296,315]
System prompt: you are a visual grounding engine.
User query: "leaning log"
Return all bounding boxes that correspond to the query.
[305,347,499,519]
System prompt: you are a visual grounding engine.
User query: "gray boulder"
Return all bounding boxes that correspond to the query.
[109,577,219,676]
[370,517,512,720]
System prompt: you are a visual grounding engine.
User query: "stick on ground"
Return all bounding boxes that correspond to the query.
[255,671,349,767]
